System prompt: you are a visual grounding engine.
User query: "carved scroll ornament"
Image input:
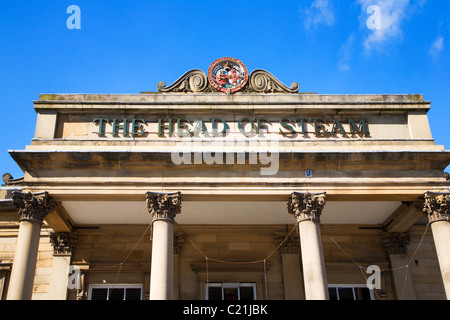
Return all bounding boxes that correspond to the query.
[248,69,299,94]
[157,69,209,93]
[156,58,299,94]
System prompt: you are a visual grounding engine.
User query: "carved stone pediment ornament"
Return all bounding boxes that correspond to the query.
[146,191,182,222]
[12,191,57,223]
[287,192,327,223]
[157,57,300,94]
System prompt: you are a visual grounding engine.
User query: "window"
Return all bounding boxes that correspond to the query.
[88,284,142,300]
[328,285,374,301]
[206,283,257,301]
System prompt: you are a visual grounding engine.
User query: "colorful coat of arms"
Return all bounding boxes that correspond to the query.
[208,57,248,93]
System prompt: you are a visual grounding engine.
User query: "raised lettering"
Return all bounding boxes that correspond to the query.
[279,118,295,136]
[158,119,173,136]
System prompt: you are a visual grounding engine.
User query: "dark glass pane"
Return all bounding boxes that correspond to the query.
[355,287,372,300]
[328,288,338,300]
[239,287,255,300]
[108,288,124,300]
[208,287,222,300]
[223,287,239,300]
[125,288,142,300]
[91,288,108,300]
[338,288,354,300]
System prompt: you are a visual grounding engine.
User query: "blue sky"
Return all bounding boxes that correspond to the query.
[0,0,449,178]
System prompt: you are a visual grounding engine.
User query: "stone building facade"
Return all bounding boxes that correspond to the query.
[0,58,449,300]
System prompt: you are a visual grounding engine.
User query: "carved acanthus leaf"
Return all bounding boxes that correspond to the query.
[382,232,411,255]
[12,191,56,223]
[50,232,77,256]
[146,191,182,222]
[422,192,450,223]
[287,192,327,222]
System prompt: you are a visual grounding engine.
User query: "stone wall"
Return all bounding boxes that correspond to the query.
[408,225,446,300]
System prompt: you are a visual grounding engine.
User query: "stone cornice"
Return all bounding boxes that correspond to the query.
[287,192,327,223]
[11,150,450,173]
[146,191,182,222]
[12,191,56,223]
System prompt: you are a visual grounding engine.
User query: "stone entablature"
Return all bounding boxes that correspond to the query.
[30,93,438,151]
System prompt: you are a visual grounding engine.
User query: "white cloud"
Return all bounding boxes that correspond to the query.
[302,0,336,30]
[338,34,355,71]
[358,0,426,52]
[429,36,444,57]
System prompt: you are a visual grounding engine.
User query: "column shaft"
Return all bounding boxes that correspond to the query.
[288,192,329,300]
[7,191,55,300]
[7,220,42,300]
[150,219,174,300]
[431,221,450,298]
[422,192,450,300]
[146,191,181,301]
[299,219,329,300]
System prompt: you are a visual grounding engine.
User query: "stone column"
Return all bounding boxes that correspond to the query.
[421,192,450,299]
[146,191,181,300]
[275,231,305,300]
[382,232,416,300]
[288,192,329,300]
[48,232,77,300]
[7,191,56,300]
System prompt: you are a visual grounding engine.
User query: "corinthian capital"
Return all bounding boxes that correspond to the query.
[146,191,182,222]
[287,192,327,223]
[421,192,450,223]
[12,191,56,223]
[382,232,411,255]
[49,232,77,256]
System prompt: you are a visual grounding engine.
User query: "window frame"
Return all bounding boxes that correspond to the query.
[205,282,257,301]
[88,284,143,300]
[328,284,375,300]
